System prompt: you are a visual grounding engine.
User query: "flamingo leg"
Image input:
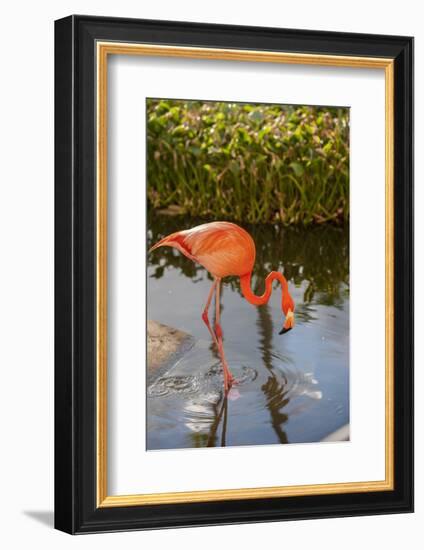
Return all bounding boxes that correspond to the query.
[215,279,235,391]
[201,279,220,348]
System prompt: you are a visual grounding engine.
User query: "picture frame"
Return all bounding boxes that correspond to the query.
[54,15,413,534]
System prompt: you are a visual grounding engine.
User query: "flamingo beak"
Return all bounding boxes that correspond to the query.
[279,309,295,335]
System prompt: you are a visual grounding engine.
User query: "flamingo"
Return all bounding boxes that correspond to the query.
[149,221,295,391]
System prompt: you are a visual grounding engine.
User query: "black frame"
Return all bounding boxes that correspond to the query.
[55,15,414,534]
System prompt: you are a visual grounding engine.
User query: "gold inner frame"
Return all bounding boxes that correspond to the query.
[96,42,394,508]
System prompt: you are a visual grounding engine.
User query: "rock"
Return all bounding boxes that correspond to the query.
[147,320,193,382]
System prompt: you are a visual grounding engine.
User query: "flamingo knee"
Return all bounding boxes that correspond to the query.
[201,310,210,326]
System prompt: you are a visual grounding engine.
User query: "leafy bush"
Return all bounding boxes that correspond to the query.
[147,99,349,225]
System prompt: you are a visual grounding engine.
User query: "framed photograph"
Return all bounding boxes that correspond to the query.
[54,15,413,534]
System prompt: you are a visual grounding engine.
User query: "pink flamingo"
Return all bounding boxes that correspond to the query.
[149,221,295,391]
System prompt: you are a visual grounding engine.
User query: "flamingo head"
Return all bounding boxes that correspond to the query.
[279,291,295,335]
[279,309,295,334]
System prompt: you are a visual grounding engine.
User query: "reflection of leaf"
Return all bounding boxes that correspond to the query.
[304,282,316,303]
[150,266,165,279]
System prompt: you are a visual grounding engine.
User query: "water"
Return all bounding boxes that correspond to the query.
[147,212,349,450]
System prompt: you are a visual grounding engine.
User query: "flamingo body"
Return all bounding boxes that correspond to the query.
[149,221,295,391]
[150,221,255,279]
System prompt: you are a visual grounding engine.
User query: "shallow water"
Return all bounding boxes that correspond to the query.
[147,213,349,450]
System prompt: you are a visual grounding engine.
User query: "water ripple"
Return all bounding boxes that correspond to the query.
[147,362,258,398]
[148,374,200,397]
[146,345,331,448]
[147,350,322,406]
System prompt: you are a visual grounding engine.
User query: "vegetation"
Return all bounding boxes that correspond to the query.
[147,99,349,225]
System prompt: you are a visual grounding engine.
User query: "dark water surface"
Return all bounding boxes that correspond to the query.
[147,213,349,450]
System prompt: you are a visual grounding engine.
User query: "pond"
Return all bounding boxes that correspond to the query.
[146,212,349,450]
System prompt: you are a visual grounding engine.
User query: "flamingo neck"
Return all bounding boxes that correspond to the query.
[240,271,291,311]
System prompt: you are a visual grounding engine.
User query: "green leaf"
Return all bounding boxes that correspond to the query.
[290,162,305,177]
[248,110,264,123]
[323,141,333,154]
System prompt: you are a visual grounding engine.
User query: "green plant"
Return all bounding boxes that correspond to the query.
[147,99,349,225]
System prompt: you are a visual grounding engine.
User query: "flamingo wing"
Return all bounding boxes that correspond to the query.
[149,221,255,278]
